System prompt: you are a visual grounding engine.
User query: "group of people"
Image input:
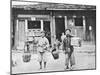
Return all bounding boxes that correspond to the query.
[24,29,75,70]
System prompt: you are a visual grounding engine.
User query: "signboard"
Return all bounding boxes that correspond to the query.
[71,37,81,46]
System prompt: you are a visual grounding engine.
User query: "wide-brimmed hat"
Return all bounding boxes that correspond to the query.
[65,29,71,32]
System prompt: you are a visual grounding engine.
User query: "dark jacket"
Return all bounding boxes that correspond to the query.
[62,34,74,56]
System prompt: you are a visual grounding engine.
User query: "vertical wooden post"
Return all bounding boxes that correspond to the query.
[83,16,86,40]
[50,16,56,46]
[25,19,27,42]
[41,20,43,31]
[64,16,68,30]
[53,16,56,40]
[50,16,53,46]
[16,19,19,31]
[15,19,19,49]
[25,19,28,33]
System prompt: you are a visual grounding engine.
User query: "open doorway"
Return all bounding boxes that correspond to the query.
[55,17,65,41]
[43,21,51,44]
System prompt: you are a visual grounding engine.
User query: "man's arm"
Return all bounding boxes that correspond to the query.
[62,38,66,51]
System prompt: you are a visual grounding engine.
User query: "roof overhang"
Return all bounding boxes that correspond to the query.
[12,0,96,10]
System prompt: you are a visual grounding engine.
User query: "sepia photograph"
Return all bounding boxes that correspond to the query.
[11,0,96,74]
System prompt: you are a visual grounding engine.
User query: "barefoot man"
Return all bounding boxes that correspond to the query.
[62,29,75,70]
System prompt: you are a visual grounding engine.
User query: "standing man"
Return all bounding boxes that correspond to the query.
[62,29,75,70]
[32,36,38,53]
[61,32,66,43]
[37,31,50,69]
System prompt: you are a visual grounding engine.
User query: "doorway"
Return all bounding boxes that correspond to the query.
[43,21,51,44]
[55,17,65,41]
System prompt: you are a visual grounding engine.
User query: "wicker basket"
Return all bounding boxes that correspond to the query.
[22,53,31,62]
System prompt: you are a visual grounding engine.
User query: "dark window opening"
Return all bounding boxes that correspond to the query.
[43,21,51,44]
[75,17,83,26]
[28,21,41,29]
[55,17,65,41]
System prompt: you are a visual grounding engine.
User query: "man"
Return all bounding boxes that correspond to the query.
[62,29,75,70]
[37,31,49,69]
[61,32,66,43]
[32,35,38,53]
[55,39,61,50]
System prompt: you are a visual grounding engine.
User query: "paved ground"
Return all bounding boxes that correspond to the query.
[12,42,96,74]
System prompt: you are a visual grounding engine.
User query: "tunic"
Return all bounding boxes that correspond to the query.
[37,36,49,62]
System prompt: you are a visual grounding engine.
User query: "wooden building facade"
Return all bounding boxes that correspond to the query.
[11,1,96,50]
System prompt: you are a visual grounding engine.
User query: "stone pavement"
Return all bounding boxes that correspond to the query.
[12,42,96,74]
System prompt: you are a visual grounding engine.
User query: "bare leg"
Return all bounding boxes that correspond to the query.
[44,62,46,68]
[39,61,42,69]
[39,52,43,69]
[70,52,75,68]
[43,52,47,69]
[65,53,69,69]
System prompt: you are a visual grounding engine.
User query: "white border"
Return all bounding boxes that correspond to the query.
[0,0,100,75]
